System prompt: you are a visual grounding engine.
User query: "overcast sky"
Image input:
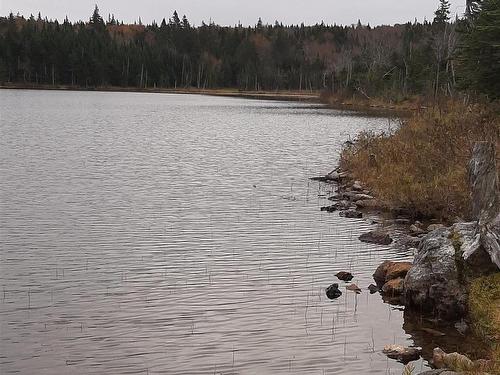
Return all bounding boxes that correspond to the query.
[1,0,466,26]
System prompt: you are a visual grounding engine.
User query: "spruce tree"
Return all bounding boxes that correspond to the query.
[458,0,500,98]
[433,0,451,24]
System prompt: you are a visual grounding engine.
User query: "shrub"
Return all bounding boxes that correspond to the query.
[339,100,500,220]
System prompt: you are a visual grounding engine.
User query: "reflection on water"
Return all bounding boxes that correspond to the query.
[1,90,420,374]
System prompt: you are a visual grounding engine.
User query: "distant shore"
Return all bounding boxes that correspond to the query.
[1,83,416,116]
[0,83,321,102]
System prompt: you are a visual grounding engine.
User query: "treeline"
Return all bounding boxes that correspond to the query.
[0,0,497,99]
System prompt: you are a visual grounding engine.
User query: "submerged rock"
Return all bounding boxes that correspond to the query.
[325,283,342,299]
[383,344,422,364]
[359,230,393,245]
[335,271,354,282]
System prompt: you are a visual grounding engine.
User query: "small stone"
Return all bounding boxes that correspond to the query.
[335,271,354,282]
[320,205,337,213]
[410,224,426,235]
[339,210,362,218]
[355,199,386,210]
[359,230,393,245]
[368,284,379,294]
[454,320,468,335]
[325,283,342,299]
[383,344,421,364]
[432,348,474,371]
[352,181,363,191]
[352,193,375,201]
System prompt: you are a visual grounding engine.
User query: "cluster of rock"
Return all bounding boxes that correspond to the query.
[316,169,380,220]
[318,142,500,372]
[373,260,412,302]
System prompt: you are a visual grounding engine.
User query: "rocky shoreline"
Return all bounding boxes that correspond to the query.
[313,142,499,374]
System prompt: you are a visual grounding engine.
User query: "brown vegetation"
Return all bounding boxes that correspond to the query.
[339,100,500,221]
[468,273,500,367]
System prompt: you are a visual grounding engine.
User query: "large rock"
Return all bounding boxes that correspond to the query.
[462,142,500,269]
[359,230,393,245]
[404,226,468,320]
[404,142,499,321]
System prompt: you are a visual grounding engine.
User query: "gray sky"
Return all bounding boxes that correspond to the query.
[1,0,466,26]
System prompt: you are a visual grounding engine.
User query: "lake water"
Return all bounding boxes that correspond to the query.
[1,90,422,374]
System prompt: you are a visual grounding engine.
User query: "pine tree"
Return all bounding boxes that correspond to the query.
[458,0,500,98]
[182,15,190,29]
[170,11,181,27]
[434,0,451,24]
[90,5,105,31]
[466,0,483,19]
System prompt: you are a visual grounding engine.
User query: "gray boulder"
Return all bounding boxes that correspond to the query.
[404,226,468,319]
[405,142,500,320]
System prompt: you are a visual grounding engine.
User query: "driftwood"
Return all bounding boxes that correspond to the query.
[462,142,500,268]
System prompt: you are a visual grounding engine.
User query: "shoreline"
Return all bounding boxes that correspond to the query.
[0,84,321,103]
[0,83,413,116]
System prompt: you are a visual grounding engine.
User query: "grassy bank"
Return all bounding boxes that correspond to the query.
[339,99,500,221]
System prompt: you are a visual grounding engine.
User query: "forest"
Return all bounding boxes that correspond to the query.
[0,0,498,100]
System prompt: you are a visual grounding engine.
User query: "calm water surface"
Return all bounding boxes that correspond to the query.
[1,90,423,374]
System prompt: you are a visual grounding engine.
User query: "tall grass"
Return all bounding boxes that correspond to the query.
[340,100,500,221]
[468,273,500,369]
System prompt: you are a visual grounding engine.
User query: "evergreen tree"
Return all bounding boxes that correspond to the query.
[434,0,451,24]
[170,11,181,27]
[90,5,105,31]
[458,0,500,98]
[466,0,483,19]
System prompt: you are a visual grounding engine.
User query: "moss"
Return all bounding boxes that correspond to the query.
[468,273,500,369]
[450,230,468,284]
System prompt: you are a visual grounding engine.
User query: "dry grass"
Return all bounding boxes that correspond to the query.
[468,273,500,369]
[340,100,500,221]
